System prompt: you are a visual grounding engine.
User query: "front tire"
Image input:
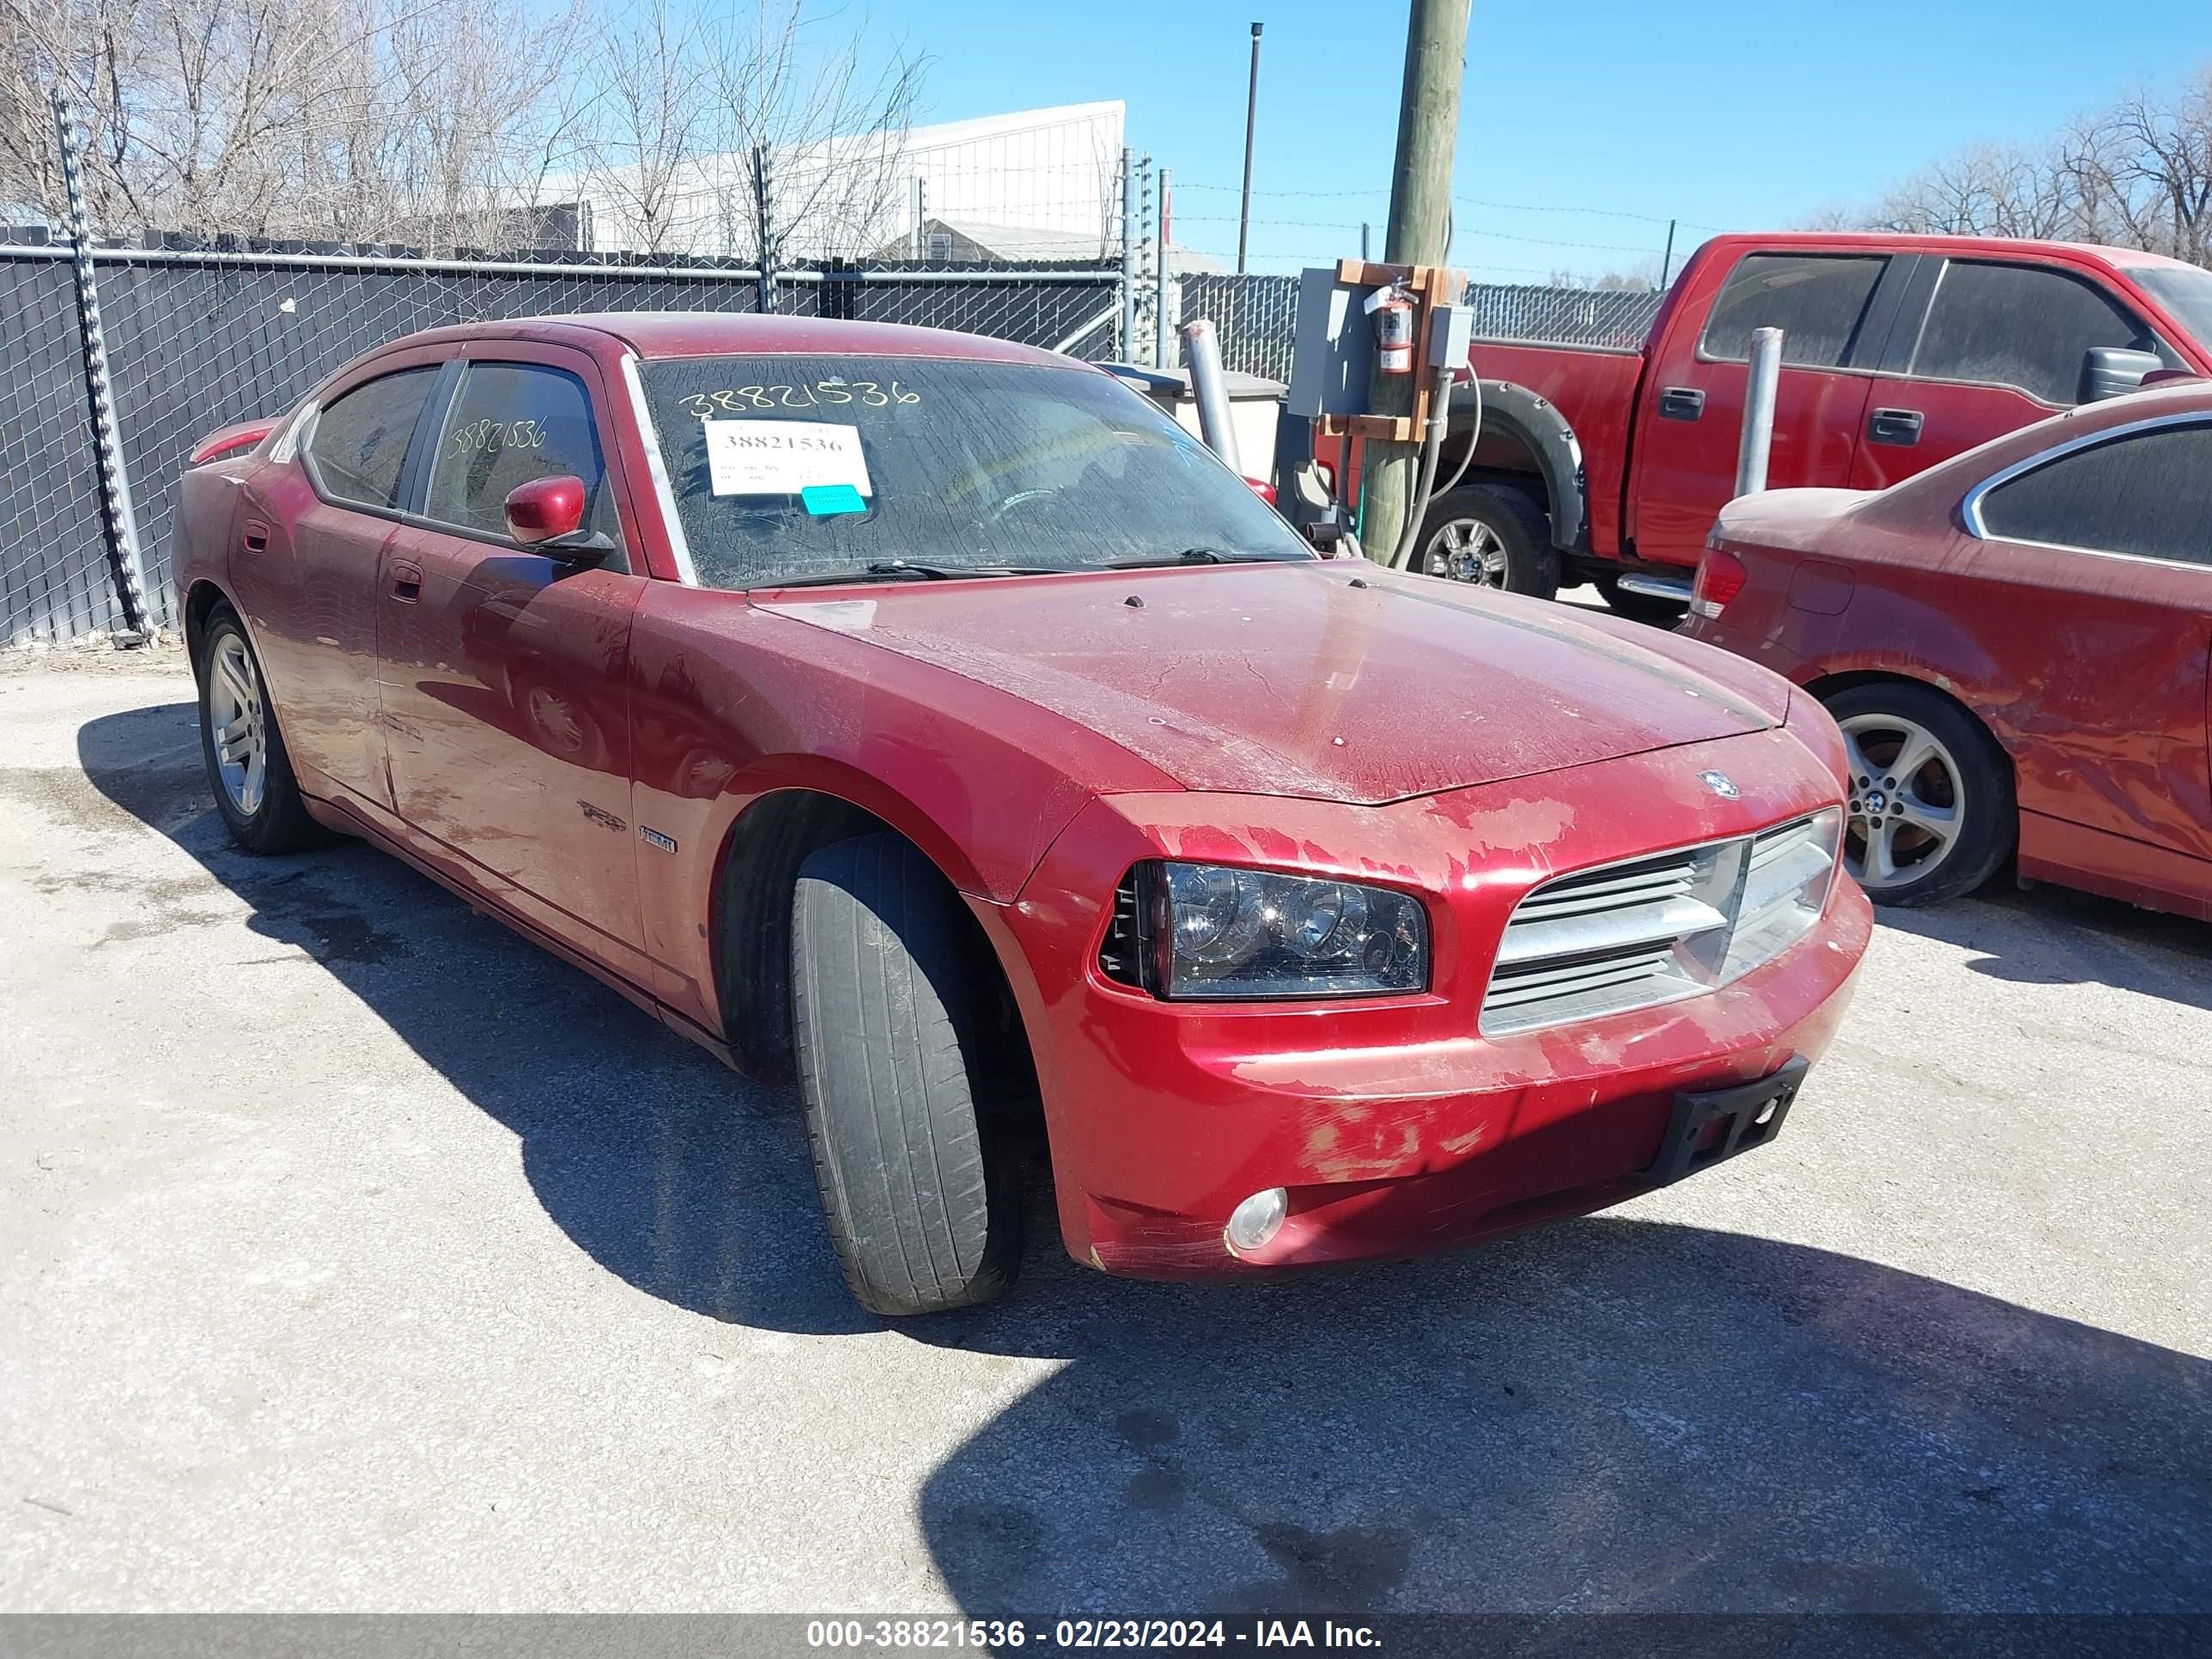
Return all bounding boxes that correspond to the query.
[197,605,331,854]
[1822,682,2014,907]
[1414,483,1559,600]
[791,834,1023,1315]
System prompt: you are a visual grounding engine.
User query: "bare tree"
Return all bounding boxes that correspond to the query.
[1837,64,2212,268]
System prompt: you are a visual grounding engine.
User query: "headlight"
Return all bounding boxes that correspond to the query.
[1110,861,1429,1000]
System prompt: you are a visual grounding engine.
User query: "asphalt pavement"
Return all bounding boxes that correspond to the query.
[2,646,2206,1614]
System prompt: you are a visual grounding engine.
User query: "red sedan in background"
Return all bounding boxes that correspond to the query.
[177,313,1870,1315]
[1685,380,2212,920]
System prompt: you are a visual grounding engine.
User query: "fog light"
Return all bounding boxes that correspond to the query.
[1224,1187,1288,1255]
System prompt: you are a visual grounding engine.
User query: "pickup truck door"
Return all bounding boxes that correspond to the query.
[1627,249,1904,568]
[1847,253,2178,491]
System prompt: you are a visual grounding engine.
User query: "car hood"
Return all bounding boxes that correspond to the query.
[757,562,1790,805]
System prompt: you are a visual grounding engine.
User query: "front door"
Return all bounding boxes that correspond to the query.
[376,346,654,984]
[1628,249,1893,566]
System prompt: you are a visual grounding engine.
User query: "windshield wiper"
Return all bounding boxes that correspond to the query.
[1097,547,1294,569]
[763,561,1058,589]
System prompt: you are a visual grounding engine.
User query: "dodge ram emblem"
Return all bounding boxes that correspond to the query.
[1698,769,1741,799]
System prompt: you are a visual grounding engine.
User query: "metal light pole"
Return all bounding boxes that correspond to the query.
[1360,0,1471,564]
[1237,22,1262,274]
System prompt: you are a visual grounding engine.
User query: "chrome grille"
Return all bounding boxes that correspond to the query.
[1480,812,1840,1036]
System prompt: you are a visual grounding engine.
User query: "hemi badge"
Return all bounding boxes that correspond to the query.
[639,827,679,854]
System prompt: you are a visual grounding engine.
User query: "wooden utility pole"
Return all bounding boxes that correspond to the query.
[1362,0,1471,564]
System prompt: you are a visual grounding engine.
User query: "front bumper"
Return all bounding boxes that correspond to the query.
[976,726,1871,1279]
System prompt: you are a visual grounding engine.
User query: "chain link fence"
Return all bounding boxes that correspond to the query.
[0,255,109,641]
[1182,272,1667,381]
[0,246,1125,645]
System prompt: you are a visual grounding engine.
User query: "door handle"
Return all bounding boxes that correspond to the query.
[241,520,270,554]
[390,559,423,603]
[1867,407,1924,446]
[1659,386,1706,421]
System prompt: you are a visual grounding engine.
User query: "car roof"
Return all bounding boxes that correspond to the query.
[1702,229,2200,270]
[380,313,1084,367]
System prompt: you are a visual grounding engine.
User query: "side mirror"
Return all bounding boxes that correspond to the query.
[2079,346,2164,404]
[505,475,591,550]
[1245,477,1278,506]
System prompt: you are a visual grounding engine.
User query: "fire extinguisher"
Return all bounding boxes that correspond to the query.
[1364,283,1415,375]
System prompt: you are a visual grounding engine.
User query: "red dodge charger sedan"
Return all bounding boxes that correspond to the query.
[177,314,1869,1314]
[1686,380,2212,921]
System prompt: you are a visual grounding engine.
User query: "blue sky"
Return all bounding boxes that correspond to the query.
[893,0,2211,280]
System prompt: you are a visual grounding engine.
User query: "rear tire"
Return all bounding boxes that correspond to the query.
[1592,571,1689,626]
[1414,483,1559,600]
[196,605,332,854]
[791,833,1023,1315]
[1821,681,2014,908]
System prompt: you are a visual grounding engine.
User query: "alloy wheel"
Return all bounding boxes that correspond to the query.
[1425,517,1508,586]
[1838,712,1963,890]
[207,634,268,817]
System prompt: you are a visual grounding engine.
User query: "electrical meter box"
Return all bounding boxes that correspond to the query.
[1286,266,1375,420]
[1285,261,1468,441]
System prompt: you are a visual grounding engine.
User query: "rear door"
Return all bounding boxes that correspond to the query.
[1848,255,2176,490]
[1964,413,2212,891]
[252,349,447,810]
[1627,249,1900,567]
[376,342,655,983]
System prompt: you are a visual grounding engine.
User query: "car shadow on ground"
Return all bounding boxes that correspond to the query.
[1878,880,2209,1013]
[76,702,2212,1614]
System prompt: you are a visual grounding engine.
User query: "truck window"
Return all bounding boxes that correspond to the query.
[1976,419,2212,563]
[1700,253,1887,368]
[1910,261,2154,406]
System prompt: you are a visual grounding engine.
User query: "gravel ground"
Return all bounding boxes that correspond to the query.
[1,648,2206,1615]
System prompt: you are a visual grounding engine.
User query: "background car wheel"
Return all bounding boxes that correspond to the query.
[1821,682,2014,907]
[791,833,1023,1316]
[1591,570,1689,626]
[1414,483,1559,600]
[197,605,332,854]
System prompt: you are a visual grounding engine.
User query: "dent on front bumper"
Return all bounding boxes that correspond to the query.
[975,724,1872,1279]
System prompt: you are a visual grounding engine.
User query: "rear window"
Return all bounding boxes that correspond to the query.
[1910,261,2156,405]
[635,356,1310,590]
[1977,420,2212,563]
[1701,253,1887,368]
[304,368,436,510]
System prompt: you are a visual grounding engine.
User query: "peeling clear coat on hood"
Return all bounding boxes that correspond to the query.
[761,562,1792,805]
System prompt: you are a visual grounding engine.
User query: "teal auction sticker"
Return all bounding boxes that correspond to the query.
[801,483,868,516]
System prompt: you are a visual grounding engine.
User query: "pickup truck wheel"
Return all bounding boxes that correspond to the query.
[791,833,1022,1315]
[1592,572,1689,626]
[197,605,333,854]
[1416,483,1559,600]
[1822,683,2015,907]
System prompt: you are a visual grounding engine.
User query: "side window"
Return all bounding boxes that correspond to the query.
[423,362,619,546]
[1911,261,2154,405]
[1701,253,1887,368]
[304,367,437,510]
[1978,421,2212,563]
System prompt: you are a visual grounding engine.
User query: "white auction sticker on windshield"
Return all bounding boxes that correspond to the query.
[703,419,872,498]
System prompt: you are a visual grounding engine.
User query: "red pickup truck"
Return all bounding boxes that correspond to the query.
[1396,232,2212,619]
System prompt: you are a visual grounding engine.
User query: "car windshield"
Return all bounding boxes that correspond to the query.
[2130,264,2212,351]
[635,354,1311,588]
